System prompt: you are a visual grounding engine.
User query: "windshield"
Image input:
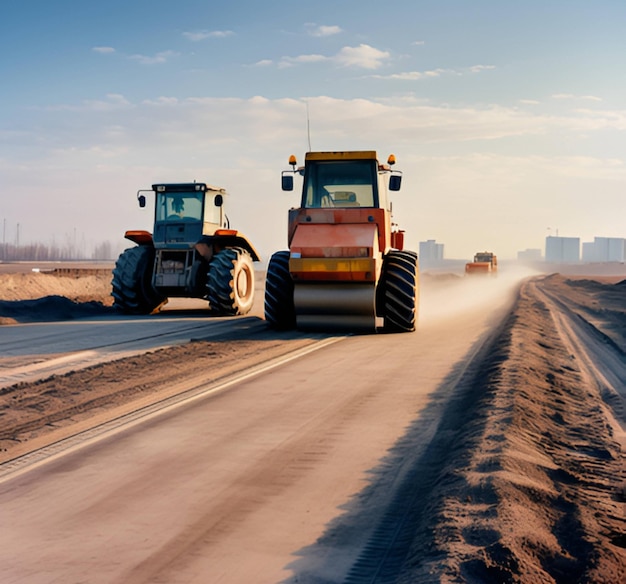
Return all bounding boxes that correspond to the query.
[302,161,377,208]
[156,192,203,221]
[475,254,493,262]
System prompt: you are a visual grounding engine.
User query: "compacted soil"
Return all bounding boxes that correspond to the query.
[0,267,625,582]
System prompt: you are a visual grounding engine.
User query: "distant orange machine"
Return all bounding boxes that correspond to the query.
[465,251,498,275]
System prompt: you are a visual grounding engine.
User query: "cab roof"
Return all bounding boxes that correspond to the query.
[151,183,226,193]
[304,151,378,162]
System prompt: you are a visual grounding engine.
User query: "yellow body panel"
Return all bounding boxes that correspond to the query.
[290,257,378,281]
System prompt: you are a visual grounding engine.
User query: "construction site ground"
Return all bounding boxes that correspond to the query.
[0,264,624,582]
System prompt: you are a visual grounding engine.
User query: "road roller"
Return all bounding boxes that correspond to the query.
[264,150,418,333]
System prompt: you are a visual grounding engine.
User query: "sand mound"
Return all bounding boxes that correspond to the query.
[0,270,114,302]
[0,271,114,323]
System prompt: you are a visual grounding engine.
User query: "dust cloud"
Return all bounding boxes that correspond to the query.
[419,266,539,327]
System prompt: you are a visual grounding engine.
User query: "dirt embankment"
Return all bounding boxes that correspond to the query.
[399,275,626,583]
[0,269,114,324]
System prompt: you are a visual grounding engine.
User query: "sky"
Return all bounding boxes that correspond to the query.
[1,0,625,261]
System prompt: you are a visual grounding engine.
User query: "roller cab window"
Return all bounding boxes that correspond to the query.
[302,160,377,208]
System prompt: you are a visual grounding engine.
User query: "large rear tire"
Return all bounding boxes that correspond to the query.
[380,250,418,332]
[111,246,165,314]
[264,250,296,330]
[207,247,255,316]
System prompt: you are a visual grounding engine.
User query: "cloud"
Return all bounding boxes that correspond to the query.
[334,44,390,69]
[7,95,626,258]
[274,43,390,70]
[374,68,451,80]
[92,46,115,54]
[581,95,603,102]
[129,50,179,65]
[27,94,626,161]
[412,40,425,46]
[142,97,179,106]
[307,24,343,37]
[253,59,273,67]
[372,64,493,81]
[183,30,234,41]
[519,99,540,105]
[278,54,328,68]
[468,64,495,73]
[552,93,603,102]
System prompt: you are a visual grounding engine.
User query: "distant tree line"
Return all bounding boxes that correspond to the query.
[0,240,115,261]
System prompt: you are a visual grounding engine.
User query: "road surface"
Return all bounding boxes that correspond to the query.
[0,273,528,583]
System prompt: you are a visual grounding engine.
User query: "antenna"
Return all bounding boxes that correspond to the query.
[306,100,312,152]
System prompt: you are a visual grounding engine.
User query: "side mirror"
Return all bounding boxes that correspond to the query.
[138,194,146,208]
[389,174,402,192]
[282,173,294,191]
[214,194,223,207]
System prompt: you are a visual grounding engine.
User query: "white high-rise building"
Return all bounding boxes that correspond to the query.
[582,237,626,262]
[419,240,444,266]
[545,236,580,263]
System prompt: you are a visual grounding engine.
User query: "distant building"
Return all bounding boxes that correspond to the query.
[419,239,444,266]
[581,242,595,262]
[582,237,626,262]
[517,248,542,262]
[545,236,580,263]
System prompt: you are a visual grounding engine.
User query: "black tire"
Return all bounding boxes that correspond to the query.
[111,246,165,314]
[207,247,255,316]
[264,250,296,330]
[380,250,418,332]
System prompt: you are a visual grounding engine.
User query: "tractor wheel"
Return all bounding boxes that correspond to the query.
[207,247,255,316]
[111,246,165,314]
[380,250,418,332]
[264,250,296,330]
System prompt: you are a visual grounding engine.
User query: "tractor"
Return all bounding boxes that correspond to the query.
[112,182,259,315]
[264,151,418,332]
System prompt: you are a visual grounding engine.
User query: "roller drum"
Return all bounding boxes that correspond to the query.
[293,283,377,331]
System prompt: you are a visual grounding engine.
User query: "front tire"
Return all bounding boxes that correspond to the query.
[207,248,255,316]
[111,246,165,314]
[264,250,296,330]
[380,250,418,332]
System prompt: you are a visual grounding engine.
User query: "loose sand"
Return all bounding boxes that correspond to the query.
[0,268,114,324]
[0,268,624,582]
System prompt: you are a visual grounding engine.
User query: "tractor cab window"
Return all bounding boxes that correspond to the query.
[156,192,203,222]
[203,193,223,226]
[303,161,377,208]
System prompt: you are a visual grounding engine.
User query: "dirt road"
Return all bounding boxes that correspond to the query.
[0,268,624,582]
